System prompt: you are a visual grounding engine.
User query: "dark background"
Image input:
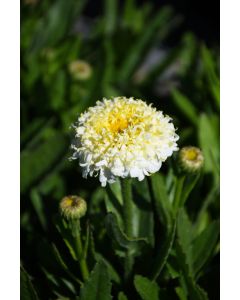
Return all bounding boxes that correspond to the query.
[85,0,220,46]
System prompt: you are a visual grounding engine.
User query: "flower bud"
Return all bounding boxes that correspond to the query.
[68,60,92,81]
[60,196,87,220]
[179,146,204,173]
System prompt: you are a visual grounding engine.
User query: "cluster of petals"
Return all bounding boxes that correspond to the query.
[71,97,179,186]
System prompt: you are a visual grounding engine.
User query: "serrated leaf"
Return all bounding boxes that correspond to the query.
[192,220,220,277]
[176,211,209,300]
[21,266,39,300]
[94,253,121,284]
[105,213,147,256]
[177,208,193,274]
[176,243,208,300]
[134,275,159,300]
[171,89,198,126]
[80,261,112,300]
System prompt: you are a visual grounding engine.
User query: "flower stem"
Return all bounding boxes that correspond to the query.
[173,175,186,214]
[71,219,89,281]
[121,178,134,281]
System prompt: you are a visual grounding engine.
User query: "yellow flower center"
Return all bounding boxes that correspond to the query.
[63,197,74,206]
[185,149,198,161]
[91,101,143,137]
[109,116,129,133]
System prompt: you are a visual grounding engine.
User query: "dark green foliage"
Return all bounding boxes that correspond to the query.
[80,261,112,300]
[21,132,68,193]
[20,266,39,300]
[21,1,219,299]
[134,275,160,300]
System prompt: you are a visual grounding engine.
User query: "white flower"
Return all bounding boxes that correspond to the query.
[71,97,179,186]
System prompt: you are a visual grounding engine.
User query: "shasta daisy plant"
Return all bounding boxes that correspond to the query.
[71,96,179,280]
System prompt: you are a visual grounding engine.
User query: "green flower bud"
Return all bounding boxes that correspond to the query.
[68,60,92,81]
[179,146,204,173]
[60,196,87,220]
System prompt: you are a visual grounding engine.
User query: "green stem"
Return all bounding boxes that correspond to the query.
[71,219,89,281]
[121,178,134,281]
[173,175,186,214]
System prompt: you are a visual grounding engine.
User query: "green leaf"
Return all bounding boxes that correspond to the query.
[134,275,159,300]
[51,244,82,285]
[80,261,112,300]
[54,216,78,261]
[105,213,147,256]
[150,173,176,279]
[151,221,176,280]
[49,70,67,111]
[177,208,193,274]
[41,267,76,296]
[192,220,220,277]
[104,0,118,36]
[119,6,174,82]
[30,189,47,230]
[118,291,128,300]
[194,185,220,234]
[132,179,155,246]
[21,132,68,193]
[177,33,198,76]
[94,253,121,284]
[105,179,123,229]
[176,210,209,299]
[176,244,208,300]
[102,39,117,97]
[198,114,219,176]
[180,173,201,207]
[150,173,172,227]
[175,287,187,300]
[201,45,220,108]
[171,89,198,126]
[30,0,87,52]
[21,118,46,148]
[20,266,39,300]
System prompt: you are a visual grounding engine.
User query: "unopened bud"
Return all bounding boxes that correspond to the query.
[68,60,92,81]
[179,146,204,173]
[60,196,87,220]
